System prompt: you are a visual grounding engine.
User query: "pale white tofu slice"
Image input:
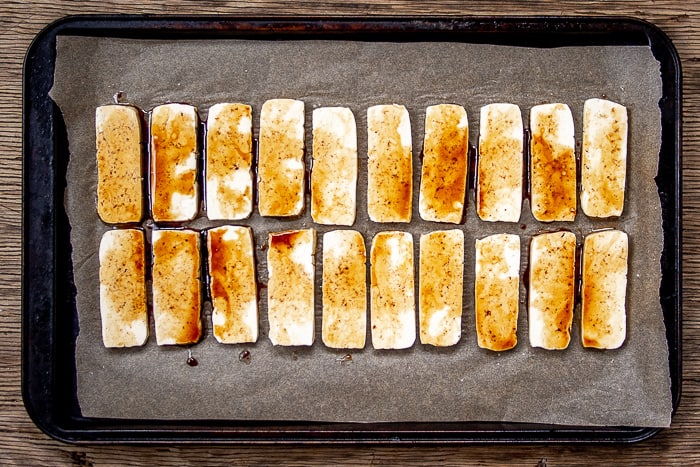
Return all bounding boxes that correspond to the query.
[529,103,577,222]
[207,225,258,344]
[257,99,305,217]
[99,229,148,347]
[267,229,316,346]
[322,230,367,349]
[151,229,202,345]
[528,231,576,350]
[581,229,628,349]
[474,233,520,351]
[150,103,199,222]
[370,231,415,349]
[581,98,628,218]
[95,105,144,224]
[367,104,413,223]
[311,107,358,226]
[419,104,469,224]
[205,103,253,220]
[419,229,464,347]
[476,103,523,222]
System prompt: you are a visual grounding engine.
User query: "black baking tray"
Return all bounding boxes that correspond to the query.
[22,15,681,444]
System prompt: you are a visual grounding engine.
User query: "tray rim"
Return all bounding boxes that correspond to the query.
[21,14,682,445]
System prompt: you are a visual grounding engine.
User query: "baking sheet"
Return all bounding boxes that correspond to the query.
[51,35,672,427]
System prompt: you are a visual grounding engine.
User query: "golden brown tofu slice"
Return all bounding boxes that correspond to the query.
[528,231,576,350]
[151,229,202,345]
[370,231,415,349]
[150,103,199,222]
[207,225,258,344]
[311,107,358,226]
[367,105,413,223]
[257,99,305,217]
[205,103,253,220]
[530,103,576,222]
[322,230,367,349]
[95,105,144,224]
[267,229,316,346]
[581,98,628,218]
[419,229,464,347]
[99,229,148,347]
[581,229,628,349]
[474,233,520,351]
[476,103,523,222]
[419,104,469,224]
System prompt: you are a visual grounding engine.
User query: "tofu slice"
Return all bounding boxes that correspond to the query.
[267,229,316,346]
[257,99,305,217]
[98,229,148,347]
[95,105,144,224]
[367,105,413,223]
[581,98,628,218]
[581,229,628,349]
[476,103,523,222]
[322,230,367,349]
[150,103,199,222]
[311,107,358,226]
[419,229,464,347]
[474,234,520,351]
[205,103,253,220]
[530,103,576,222]
[151,229,202,345]
[419,104,469,224]
[528,231,576,350]
[370,231,415,349]
[207,225,258,344]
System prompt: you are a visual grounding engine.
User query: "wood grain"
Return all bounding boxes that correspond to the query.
[2,1,698,464]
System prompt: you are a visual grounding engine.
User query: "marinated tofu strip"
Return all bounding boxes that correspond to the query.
[419,229,464,347]
[529,103,576,222]
[152,229,202,345]
[367,104,413,223]
[99,229,148,348]
[95,104,144,224]
[267,229,316,346]
[150,103,199,222]
[322,230,367,349]
[476,103,523,222]
[208,225,258,344]
[257,99,305,217]
[205,103,253,220]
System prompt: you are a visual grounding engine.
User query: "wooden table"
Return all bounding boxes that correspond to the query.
[2,1,698,464]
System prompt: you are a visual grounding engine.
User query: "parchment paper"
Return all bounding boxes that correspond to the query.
[52,35,672,427]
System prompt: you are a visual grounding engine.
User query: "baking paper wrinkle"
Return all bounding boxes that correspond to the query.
[53,36,672,427]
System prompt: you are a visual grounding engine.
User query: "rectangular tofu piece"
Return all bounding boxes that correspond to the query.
[99,229,148,347]
[474,234,520,351]
[370,231,415,349]
[419,229,464,347]
[529,103,577,222]
[95,105,144,224]
[367,104,413,223]
[207,225,258,344]
[322,230,367,349]
[267,229,316,346]
[150,103,199,222]
[257,99,305,217]
[151,229,202,345]
[581,229,628,349]
[476,103,523,222]
[528,231,576,350]
[205,103,253,220]
[581,98,628,218]
[419,104,469,224]
[311,107,358,226]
